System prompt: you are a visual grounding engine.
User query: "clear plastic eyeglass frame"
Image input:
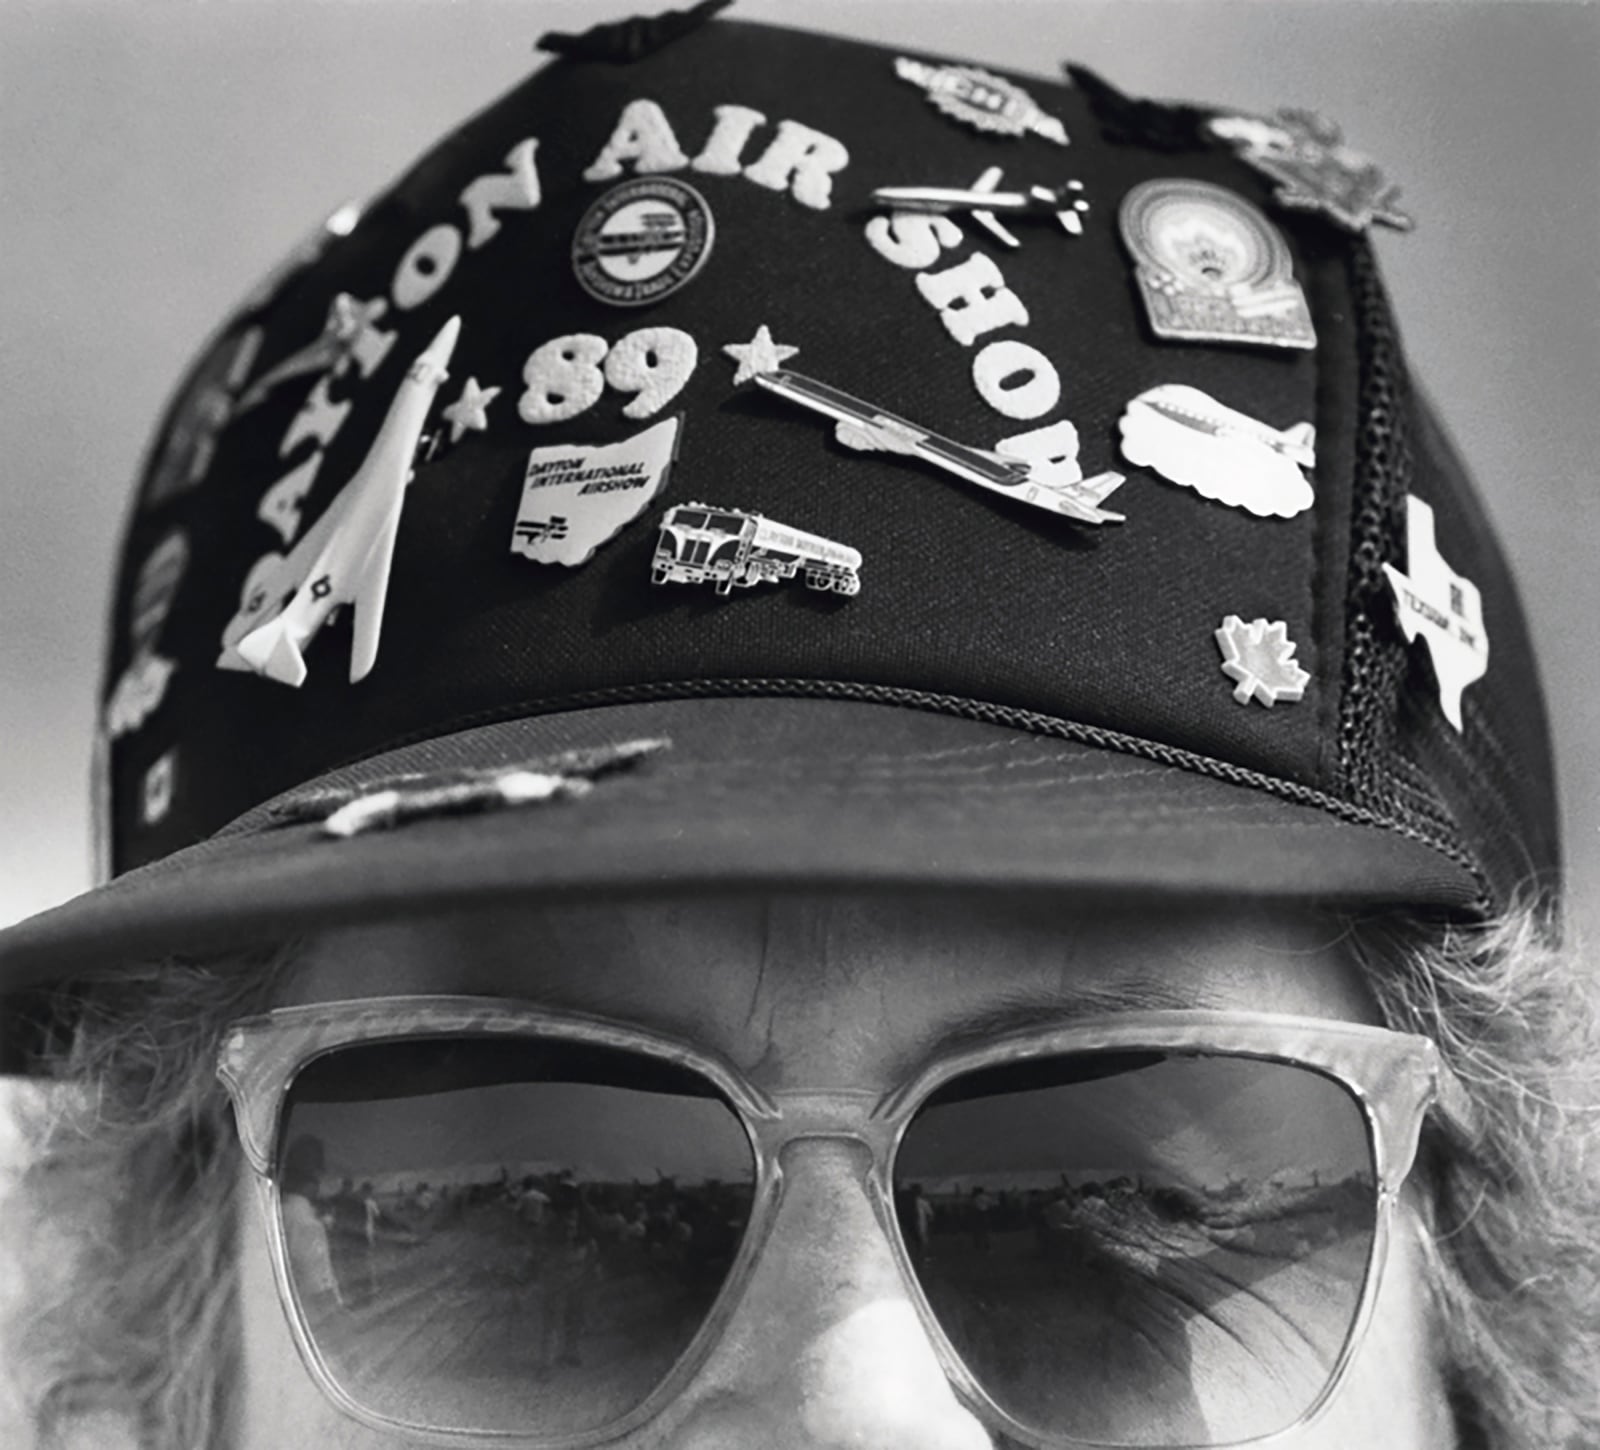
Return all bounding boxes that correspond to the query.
[218,997,1471,1450]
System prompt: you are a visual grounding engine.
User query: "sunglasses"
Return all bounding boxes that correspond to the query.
[218,997,1466,1448]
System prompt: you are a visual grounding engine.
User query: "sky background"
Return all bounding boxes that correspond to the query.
[1,2,1595,1441]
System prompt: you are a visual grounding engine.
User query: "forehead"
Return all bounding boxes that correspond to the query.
[280,891,1379,1088]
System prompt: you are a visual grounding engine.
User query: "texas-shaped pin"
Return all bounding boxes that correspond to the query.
[1381,494,1488,731]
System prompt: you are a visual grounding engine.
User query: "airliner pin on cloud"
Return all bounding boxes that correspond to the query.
[751,366,1125,525]
[1118,383,1315,518]
[220,315,460,688]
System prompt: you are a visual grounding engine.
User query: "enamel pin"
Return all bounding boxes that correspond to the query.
[217,316,460,687]
[1119,384,1314,518]
[1119,179,1315,350]
[1215,616,1311,707]
[895,58,1069,146]
[1207,110,1413,233]
[572,177,715,306]
[1382,495,1488,731]
[874,167,1090,248]
[738,350,1124,525]
[652,503,861,595]
[512,415,681,566]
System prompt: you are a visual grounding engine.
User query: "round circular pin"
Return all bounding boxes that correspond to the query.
[572,176,715,307]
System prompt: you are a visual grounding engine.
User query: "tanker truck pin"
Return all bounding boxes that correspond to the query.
[651,503,861,596]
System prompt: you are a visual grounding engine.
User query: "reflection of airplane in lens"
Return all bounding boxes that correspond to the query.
[751,367,1124,525]
[220,315,460,687]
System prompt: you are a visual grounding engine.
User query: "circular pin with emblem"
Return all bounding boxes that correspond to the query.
[572,177,715,307]
[1120,179,1315,351]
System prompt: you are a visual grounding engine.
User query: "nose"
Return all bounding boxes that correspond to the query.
[661,1138,994,1450]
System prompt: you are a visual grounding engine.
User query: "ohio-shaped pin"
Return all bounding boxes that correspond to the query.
[512,416,681,566]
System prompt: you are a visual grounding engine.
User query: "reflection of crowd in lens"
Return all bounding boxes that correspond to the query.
[894,1170,1375,1269]
[280,1128,1374,1398]
[286,1138,755,1378]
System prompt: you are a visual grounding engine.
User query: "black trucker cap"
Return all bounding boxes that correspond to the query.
[0,5,1561,996]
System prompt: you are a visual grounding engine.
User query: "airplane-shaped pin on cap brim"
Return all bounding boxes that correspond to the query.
[752,367,1124,525]
[225,315,461,688]
[873,167,1089,248]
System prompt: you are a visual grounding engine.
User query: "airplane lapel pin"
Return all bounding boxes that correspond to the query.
[751,365,1124,525]
[873,166,1090,248]
[220,315,460,687]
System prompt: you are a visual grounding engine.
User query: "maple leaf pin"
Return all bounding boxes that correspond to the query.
[1215,615,1312,707]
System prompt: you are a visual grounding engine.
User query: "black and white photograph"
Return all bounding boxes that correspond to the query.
[2,3,1596,1447]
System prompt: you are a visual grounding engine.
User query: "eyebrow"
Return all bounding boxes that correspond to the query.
[920,975,1233,1061]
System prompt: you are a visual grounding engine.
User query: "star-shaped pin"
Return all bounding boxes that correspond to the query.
[723,325,799,386]
[1215,615,1311,707]
[441,377,502,443]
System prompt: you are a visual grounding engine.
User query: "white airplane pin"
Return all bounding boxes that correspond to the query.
[753,367,1124,524]
[220,315,460,687]
[1118,383,1314,518]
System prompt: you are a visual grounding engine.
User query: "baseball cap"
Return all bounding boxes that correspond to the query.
[0,7,1561,1008]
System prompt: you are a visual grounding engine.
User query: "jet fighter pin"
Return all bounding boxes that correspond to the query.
[237,293,396,411]
[217,316,460,687]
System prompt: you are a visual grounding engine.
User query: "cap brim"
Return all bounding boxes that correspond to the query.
[0,697,1484,991]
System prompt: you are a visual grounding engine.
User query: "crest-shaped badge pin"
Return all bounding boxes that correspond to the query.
[512,415,682,566]
[895,57,1069,146]
[1120,179,1315,350]
[1207,110,1413,233]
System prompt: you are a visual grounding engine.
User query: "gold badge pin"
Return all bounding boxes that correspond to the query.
[1120,179,1315,351]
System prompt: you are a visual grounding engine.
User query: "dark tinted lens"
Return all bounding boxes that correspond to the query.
[277,1035,755,1437]
[896,1051,1376,1447]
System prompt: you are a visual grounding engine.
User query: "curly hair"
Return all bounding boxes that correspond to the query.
[1340,904,1600,1450]
[3,905,1597,1449]
[3,946,299,1450]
